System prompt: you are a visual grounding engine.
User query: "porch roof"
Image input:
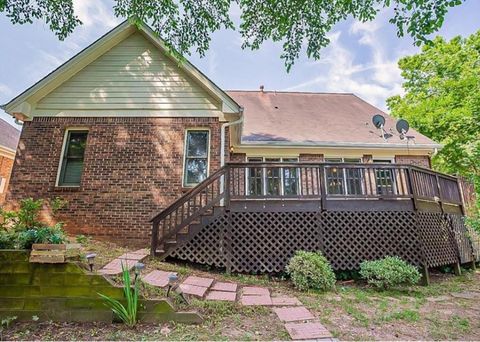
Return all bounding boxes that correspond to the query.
[226,91,440,149]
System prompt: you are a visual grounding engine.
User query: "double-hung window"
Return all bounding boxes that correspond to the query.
[58,129,88,187]
[247,157,299,196]
[183,130,210,186]
[325,157,362,195]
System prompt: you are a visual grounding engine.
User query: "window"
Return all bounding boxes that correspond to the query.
[325,157,362,195]
[246,157,299,196]
[58,130,88,187]
[373,159,395,195]
[0,177,6,193]
[183,130,209,186]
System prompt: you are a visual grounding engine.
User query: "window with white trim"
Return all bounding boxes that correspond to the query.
[324,157,362,195]
[247,157,299,196]
[58,130,88,187]
[183,130,209,186]
[0,176,6,193]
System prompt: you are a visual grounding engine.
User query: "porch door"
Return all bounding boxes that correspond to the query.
[373,159,396,195]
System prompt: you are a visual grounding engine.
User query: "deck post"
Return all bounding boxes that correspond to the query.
[452,262,462,276]
[319,165,326,211]
[151,221,159,256]
[420,264,430,286]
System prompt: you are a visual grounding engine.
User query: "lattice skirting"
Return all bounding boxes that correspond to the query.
[170,210,474,273]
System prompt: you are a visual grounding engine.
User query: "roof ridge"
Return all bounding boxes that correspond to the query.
[226,90,355,95]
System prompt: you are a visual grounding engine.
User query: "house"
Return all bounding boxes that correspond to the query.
[0,118,21,205]
[2,21,475,275]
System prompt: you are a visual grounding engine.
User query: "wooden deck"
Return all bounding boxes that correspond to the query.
[151,162,474,274]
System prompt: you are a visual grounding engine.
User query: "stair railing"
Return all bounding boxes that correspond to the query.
[150,166,227,255]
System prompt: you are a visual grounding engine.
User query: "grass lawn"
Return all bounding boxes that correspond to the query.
[3,238,480,341]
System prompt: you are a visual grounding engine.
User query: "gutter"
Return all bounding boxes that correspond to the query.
[220,107,244,167]
[237,140,443,150]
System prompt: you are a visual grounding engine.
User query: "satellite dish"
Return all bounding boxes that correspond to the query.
[372,114,385,129]
[396,119,410,134]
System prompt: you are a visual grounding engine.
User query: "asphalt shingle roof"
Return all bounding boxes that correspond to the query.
[0,118,21,151]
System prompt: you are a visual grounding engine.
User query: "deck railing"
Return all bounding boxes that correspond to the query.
[151,162,464,255]
[226,162,463,207]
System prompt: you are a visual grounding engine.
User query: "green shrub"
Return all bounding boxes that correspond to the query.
[16,224,67,249]
[286,251,336,291]
[359,256,421,289]
[0,230,16,249]
[0,198,68,250]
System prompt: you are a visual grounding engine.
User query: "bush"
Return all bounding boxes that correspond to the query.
[359,256,421,290]
[0,230,16,249]
[0,198,68,250]
[16,224,67,249]
[286,251,336,291]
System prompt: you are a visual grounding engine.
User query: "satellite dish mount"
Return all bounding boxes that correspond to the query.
[372,114,387,141]
[396,119,410,140]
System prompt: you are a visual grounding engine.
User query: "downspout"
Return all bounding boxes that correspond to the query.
[220,107,244,205]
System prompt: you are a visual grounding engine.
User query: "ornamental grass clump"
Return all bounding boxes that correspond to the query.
[99,263,139,327]
[359,256,421,290]
[286,251,336,291]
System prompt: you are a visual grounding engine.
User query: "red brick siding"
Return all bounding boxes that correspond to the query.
[299,154,324,162]
[395,155,431,169]
[6,117,225,245]
[0,155,15,205]
[230,153,246,162]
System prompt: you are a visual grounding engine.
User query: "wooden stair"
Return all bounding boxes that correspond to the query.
[151,167,228,259]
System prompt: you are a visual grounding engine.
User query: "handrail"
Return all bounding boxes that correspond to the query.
[150,166,227,223]
[151,162,463,254]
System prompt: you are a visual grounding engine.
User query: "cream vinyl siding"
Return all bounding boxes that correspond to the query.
[35,32,222,116]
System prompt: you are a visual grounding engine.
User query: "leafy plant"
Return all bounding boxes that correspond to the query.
[99,264,139,327]
[0,230,16,249]
[360,256,421,290]
[16,224,67,249]
[0,315,17,340]
[285,251,336,291]
[388,31,480,207]
[1,0,467,70]
[76,234,91,245]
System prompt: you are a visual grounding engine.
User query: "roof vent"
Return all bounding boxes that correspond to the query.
[259,85,264,92]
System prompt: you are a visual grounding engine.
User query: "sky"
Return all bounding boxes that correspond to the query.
[0,0,479,130]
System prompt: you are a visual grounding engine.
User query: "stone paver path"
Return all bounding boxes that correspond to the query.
[143,270,176,287]
[98,248,148,275]
[285,322,333,340]
[273,306,315,322]
[206,290,237,301]
[103,249,333,340]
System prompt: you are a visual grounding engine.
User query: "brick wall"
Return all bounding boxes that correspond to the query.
[6,117,226,245]
[0,155,15,205]
[299,154,324,162]
[395,155,431,168]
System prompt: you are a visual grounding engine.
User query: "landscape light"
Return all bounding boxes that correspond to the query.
[86,253,96,272]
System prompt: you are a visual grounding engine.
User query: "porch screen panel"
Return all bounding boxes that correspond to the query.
[265,158,281,196]
[59,130,88,186]
[325,158,344,195]
[282,158,299,195]
[373,159,395,195]
[184,130,209,186]
[344,158,362,195]
[247,157,263,195]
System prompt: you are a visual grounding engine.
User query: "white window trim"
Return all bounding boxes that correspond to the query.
[182,128,211,187]
[55,127,89,187]
[0,177,6,193]
[246,157,300,196]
